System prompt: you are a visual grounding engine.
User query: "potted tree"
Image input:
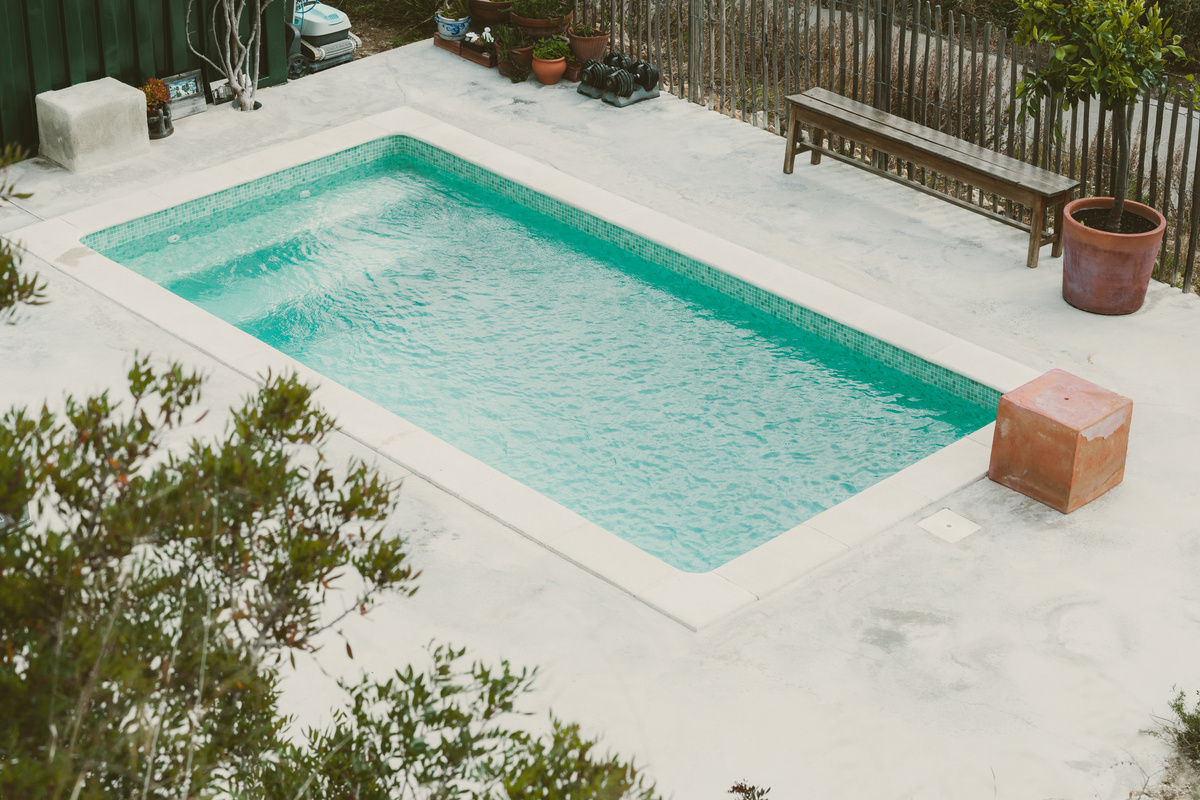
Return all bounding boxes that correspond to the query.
[530,36,570,84]
[435,0,472,40]
[510,0,572,39]
[1015,0,1187,314]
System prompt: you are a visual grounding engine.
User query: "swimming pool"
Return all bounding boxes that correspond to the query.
[85,135,995,573]
[22,109,1033,627]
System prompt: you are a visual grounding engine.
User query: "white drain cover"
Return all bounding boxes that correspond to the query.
[918,508,981,543]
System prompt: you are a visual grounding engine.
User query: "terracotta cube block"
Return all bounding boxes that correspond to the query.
[988,369,1132,513]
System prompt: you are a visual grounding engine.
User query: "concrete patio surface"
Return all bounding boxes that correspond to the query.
[3,40,1199,799]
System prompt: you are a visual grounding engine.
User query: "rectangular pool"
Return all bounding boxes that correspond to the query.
[85,135,997,573]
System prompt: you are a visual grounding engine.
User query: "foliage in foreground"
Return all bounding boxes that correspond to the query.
[0,145,46,324]
[0,358,660,799]
[1156,688,1200,767]
[729,780,771,800]
[0,360,417,797]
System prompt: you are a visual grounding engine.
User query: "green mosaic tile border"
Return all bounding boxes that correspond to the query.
[84,134,1001,411]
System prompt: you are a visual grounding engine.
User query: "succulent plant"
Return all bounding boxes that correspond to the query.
[532,36,570,60]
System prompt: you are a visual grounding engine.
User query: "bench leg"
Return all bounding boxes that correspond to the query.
[1051,198,1067,258]
[1027,196,1046,269]
[784,116,801,174]
[810,128,824,165]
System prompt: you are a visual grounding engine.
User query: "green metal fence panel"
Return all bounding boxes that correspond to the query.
[0,0,288,151]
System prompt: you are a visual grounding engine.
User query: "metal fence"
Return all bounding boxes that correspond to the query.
[576,0,1199,293]
[0,0,288,151]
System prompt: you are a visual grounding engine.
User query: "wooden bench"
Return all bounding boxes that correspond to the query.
[783,87,1079,269]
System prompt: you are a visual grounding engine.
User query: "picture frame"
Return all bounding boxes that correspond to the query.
[161,69,208,119]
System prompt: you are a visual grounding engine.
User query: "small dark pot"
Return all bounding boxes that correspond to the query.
[511,44,534,67]
[147,105,173,139]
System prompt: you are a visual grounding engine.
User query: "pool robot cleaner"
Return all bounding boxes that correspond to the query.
[287,0,362,79]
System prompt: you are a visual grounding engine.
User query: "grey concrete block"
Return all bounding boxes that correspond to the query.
[36,77,150,173]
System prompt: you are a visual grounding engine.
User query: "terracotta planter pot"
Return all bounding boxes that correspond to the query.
[1061,196,1166,315]
[510,44,534,67]
[566,30,609,62]
[510,10,572,38]
[531,55,567,84]
[468,0,511,23]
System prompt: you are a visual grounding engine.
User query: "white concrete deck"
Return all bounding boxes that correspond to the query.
[3,40,1199,799]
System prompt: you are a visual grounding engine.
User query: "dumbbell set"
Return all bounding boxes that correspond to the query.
[578,51,661,107]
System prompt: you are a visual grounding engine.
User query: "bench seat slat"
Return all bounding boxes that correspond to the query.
[794,88,1077,195]
[795,102,1064,204]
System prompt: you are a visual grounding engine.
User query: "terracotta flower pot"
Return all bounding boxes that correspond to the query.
[531,55,567,84]
[566,29,609,62]
[510,44,534,67]
[468,0,511,23]
[498,58,524,78]
[510,10,572,38]
[1061,196,1166,315]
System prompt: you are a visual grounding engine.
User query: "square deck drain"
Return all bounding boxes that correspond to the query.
[918,508,981,543]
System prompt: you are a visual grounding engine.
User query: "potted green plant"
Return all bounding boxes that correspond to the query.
[530,35,570,84]
[494,24,532,77]
[435,0,472,40]
[566,20,609,63]
[510,0,572,38]
[1015,0,1188,314]
[141,78,174,140]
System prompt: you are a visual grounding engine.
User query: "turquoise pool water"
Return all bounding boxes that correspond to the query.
[94,146,994,572]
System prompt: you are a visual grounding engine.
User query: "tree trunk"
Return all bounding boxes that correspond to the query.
[1109,102,1133,231]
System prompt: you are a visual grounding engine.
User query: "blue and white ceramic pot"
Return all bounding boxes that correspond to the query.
[435,14,471,40]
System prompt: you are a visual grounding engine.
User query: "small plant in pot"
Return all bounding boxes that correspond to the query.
[530,35,570,84]
[566,20,610,63]
[435,0,472,40]
[141,78,174,140]
[510,0,572,38]
[1016,0,1192,314]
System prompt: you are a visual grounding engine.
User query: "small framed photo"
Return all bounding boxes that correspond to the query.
[161,70,207,119]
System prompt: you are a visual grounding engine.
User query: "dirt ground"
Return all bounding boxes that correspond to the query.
[353,21,405,57]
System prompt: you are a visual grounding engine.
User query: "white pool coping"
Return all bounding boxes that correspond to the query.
[8,107,1041,630]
